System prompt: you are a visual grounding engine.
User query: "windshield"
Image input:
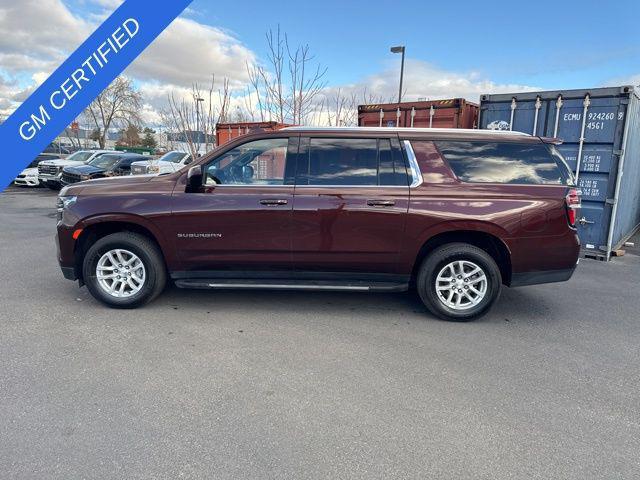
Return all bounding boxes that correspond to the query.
[66,151,96,162]
[158,151,188,163]
[88,154,121,169]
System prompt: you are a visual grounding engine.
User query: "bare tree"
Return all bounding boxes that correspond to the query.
[162,74,231,158]
[286,40,327,124]
[245,62,266,122]
[62,126,81,149]
[217,77,231,124]
[324,89,359,126]
[259,26,287,122]
[84,76,142,149]
[245,26,326,125]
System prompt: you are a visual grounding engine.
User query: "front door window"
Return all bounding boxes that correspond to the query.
[204,138,289,186]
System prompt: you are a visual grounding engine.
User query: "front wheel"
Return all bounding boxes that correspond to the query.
[416,243,502,321]
[82,232,167,308]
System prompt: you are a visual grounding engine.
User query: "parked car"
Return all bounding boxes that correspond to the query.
[56,127,581,321]
[14,154,61,187]
[39,150,111,190]
[43,142,71,155]
[130,151,193,175]
[60,152,145,185]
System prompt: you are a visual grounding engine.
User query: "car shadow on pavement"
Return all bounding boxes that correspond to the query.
[120,283,560,326]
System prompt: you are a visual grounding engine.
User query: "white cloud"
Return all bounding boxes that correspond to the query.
[126,17,255,88]
[0,0,257,122]
[344,60,539,104]
[0,0,91,72]
[0,1,541,128]
[602,73,640,88]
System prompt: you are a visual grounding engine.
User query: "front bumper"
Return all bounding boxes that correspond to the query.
[40,174,62,187]
[60,265,78,280]
[14,177,40,186]
[56,226,78,282]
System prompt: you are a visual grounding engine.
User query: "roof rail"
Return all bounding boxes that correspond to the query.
[280,126,531,136]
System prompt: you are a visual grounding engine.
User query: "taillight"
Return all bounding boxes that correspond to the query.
[565,188,581,228]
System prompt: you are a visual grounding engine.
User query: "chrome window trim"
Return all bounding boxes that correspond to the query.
[203,184,405,189]
[293,185,405,189]
[403,140,423,188]
[201,136,417,189]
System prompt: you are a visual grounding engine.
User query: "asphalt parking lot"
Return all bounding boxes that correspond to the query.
[1,185,639,479]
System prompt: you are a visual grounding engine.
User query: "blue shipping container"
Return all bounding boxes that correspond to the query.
[479,86,640,260]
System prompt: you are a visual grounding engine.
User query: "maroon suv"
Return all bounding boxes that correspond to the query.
[56,127,580,321]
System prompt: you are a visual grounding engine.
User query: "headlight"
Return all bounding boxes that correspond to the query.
[58,196,77,209]
[147,165,159,173]
[56,195,77,221]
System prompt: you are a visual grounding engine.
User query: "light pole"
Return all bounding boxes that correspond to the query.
[195,96,204,148]
[390,45,405,104]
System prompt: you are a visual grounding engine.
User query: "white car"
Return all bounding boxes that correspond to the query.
[14,153,62,187]
[38,149,111,189]
[14,167,41,187]
[130,151,193,175]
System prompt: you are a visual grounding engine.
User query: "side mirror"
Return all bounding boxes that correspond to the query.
[242,165,254,180]
[185,165,203,193]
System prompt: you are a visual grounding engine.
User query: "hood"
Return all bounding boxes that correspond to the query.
[40,159,85,167]
[60,172,162,197]
[20,167,39,175]
[131,160,180,171]
[64,164,106,175]
[131,160,155,167]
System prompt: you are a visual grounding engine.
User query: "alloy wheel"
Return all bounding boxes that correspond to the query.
[96,249,146,298]
[435,260,488,310]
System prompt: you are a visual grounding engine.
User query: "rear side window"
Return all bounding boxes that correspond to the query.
[435,141,566,185]
[298,137,407,186]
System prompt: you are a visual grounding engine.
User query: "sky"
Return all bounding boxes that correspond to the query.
[0,0,638,124]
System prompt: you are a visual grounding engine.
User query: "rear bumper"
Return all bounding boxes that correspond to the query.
[509,265,576,287]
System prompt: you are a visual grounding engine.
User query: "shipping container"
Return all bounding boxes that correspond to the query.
[479,86,640,260]
[215,121,291,146]
[358,99,479,129]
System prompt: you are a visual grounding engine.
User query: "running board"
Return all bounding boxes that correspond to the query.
[174,278,408,292]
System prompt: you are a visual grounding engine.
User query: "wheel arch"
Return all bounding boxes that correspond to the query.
[73,216,171,282]
[411,229,512,286]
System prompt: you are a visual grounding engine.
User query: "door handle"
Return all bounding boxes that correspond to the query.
[259,198,288,206]
[367,199,395,207]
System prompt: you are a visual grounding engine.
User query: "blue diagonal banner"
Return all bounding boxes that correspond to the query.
[0,0,193,189]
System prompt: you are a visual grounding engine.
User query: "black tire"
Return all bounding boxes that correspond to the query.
[46,182,61,191]
[82,232,167,308]
[416,243,502,321]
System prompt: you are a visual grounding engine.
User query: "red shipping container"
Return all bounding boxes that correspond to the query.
[216,121,291,146]
[358,99,479,129]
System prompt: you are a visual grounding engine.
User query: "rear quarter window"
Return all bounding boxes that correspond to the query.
[435,141,567,185]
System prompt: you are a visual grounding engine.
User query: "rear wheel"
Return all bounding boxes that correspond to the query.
[82,232,166,308]
[416,243,502,321]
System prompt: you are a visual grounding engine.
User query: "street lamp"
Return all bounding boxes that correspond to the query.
[390,45,405,104]
[195,96,204,145]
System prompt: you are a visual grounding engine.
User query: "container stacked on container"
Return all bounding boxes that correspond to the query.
[358,99,478,129]
[479,86,640,260]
